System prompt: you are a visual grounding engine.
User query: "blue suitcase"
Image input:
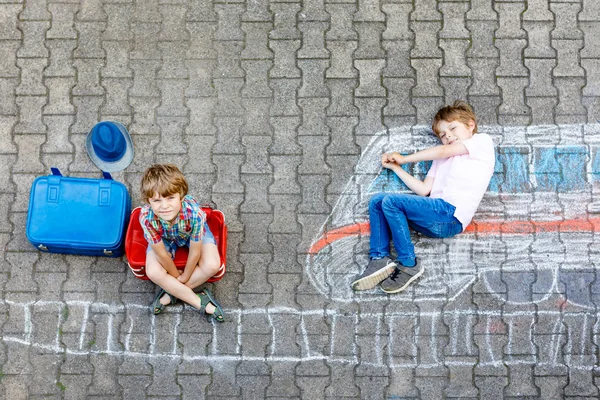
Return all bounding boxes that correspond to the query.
[26,168,131,257]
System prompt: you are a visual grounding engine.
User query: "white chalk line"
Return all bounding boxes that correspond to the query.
[2,336,596,371]
[1,300,597,370]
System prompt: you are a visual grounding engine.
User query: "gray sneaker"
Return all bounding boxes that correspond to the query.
[380,262,423,294]
[351,257,397,291]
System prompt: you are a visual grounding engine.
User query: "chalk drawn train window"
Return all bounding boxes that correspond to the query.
[305,124,600,305]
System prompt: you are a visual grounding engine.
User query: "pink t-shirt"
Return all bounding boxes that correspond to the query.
[426,133,495,231]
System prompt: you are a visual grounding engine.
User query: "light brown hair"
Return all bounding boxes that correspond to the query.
[140,164,188,203]
[432,100,478,136]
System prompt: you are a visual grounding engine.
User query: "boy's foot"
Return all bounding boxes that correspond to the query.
[197,288,225,323]
[152,289,178,315]
[380,262,424,294]
[351,256,397,291]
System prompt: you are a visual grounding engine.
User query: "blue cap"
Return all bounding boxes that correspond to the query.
[85,121,134,172]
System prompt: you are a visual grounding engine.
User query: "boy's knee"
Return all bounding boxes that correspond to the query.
[369,194,386,210]
[145,264,160,281]
[202,256,221,276]
[381,194,404,212]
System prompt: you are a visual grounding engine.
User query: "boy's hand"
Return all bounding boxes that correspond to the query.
[382,152,404,169]
[177,272,190,284]
[388,152,406,165]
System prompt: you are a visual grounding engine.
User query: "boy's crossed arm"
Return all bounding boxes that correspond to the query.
[149,240,202,284]
[382,142,469,197]
[149,241,181,278]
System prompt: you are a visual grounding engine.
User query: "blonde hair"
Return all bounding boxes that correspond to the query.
[432,100,478,136]
[140,164,188,203]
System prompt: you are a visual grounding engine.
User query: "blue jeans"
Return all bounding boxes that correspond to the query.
[368,193,463,266]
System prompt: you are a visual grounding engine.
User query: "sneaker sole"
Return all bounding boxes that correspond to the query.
[351,264,396,291]
[381,267,424,294]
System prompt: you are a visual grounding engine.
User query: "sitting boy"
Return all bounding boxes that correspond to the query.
[140,164,225,322]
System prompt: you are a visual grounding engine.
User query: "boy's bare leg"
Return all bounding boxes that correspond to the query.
[146,251,205,311]
[147,246,221,314]
[185,243,221,288]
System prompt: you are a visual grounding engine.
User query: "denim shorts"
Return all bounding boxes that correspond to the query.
[146,222,216,256]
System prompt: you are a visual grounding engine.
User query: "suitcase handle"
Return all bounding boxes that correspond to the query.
[47,168,114,205]
[202,201,217,209]
[50,167,113,180]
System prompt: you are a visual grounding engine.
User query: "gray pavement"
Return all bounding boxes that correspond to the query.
[1,0,600,398]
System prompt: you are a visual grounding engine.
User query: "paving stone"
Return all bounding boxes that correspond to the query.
[325,364,360,397]
[44,77,75,115]
[528,97,558,125]
[382,6,411,42]
[326,79,358,116]
[0,116,17,153]
[270,155,301,194]
[496,39,528,77]
[0,78,18,115]
[74,21,106,59]
[130,22,161,60]
[47,3,78,39]
[553,39,585,78]
[270,79,301,116]
[466,21,498,59]
[495,3,526,39]
[42,115,74,153]
[583,59,600,97]
[45,39,77,77]
[297,59,329,99]
[269,3,301,40]
[475,376,508,399]
[555,78,587,117]
[240,22,271,60]
[214,78,245,116]
[439,2,469,39]
[156,80,188,116]
[298,97,329,136]
[16,58,47,95]
[241,98,272,136]
[443,357,478,398]
[497,77,530,118]
[354,22,385,59]
[298,22,328,59]
[354,59,385,97]
[159,4,189,42]
[411,22,442,58]
[87,355,123,396]
[17,20,50,57]
[13,134,45,172]
[239,174,272,213]
[73,59,105,96]
[0,5,22,40]
[411,58,443,97]
[77,0,106,22]
[581,22,600,59]
[0,41,19,78]
[240,136,270,174]
[439,39,470,77]
[270,40,301,79]
[325,4,357,41]
[411,0,440,21]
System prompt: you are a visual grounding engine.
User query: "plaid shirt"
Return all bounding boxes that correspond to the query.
[140,195,206,257]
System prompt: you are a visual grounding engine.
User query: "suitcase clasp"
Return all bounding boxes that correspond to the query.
[38,244,48,251]
[103,249,113,256]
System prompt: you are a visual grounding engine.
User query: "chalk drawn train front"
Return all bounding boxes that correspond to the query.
[305,124,600,306]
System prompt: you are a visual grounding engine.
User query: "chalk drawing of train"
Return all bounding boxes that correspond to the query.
[305,124,600,305]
